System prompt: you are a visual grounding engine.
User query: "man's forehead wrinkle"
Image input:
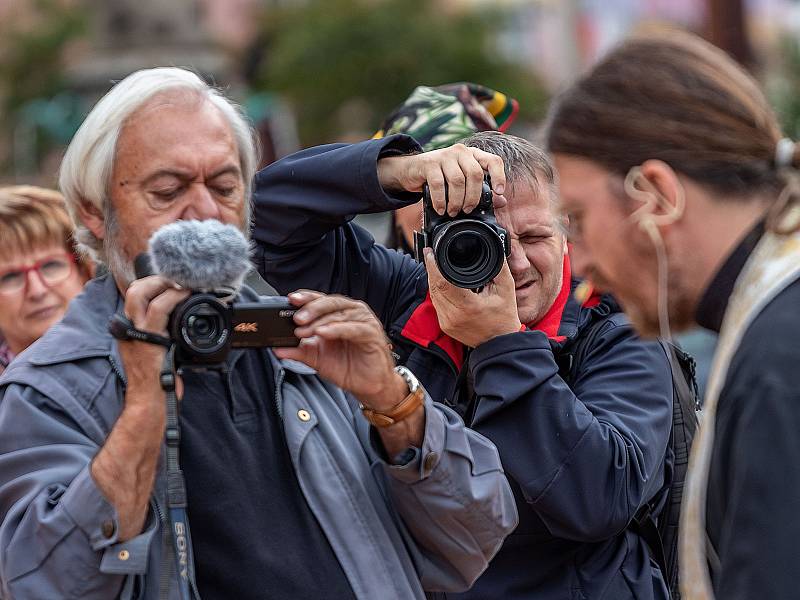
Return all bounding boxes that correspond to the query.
[113,103,239,185]
[503,189,557,231]
[119,93,225,145]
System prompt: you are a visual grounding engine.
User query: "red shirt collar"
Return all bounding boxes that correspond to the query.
[401,254,576,368]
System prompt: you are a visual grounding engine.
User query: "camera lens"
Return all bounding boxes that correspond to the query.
[171,295,231,359]
[432,220,505,289]
[186,310,220,347]
[447,233,487,270]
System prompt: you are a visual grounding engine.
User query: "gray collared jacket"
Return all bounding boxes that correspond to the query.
[0,275,517,600]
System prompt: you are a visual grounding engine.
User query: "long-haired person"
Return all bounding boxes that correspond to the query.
[545,29,800,600]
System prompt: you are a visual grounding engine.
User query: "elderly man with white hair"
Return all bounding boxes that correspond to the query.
[0,68,517,600]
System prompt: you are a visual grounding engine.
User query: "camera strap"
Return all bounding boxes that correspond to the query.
[160,346,202,600]
[109,313,172,348]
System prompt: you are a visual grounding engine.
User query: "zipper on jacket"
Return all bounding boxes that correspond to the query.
[108,354,127,387]
[273,366,286,421]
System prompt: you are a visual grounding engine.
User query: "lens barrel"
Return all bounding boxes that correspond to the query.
[170,294,231,362]
[432,219,506,289]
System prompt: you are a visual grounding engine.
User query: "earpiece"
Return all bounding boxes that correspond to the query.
[622,164,684,342]
[624,165,685,234]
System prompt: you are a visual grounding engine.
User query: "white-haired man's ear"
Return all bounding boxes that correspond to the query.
[77,200,106,241]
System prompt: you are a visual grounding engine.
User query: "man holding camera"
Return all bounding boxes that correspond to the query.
[254,131,675,599]
[0,68,518,600]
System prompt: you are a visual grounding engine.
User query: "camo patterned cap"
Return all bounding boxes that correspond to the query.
[373,83,519,151]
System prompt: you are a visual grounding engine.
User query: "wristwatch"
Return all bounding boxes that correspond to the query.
[360,365,425,428]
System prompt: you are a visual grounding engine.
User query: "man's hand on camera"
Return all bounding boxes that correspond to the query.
[274,291,424,454]
[424,249,522,348]
[275,291,400,404]
[120,276,189,400]
[92,276,189,542]
[377,143,508,215]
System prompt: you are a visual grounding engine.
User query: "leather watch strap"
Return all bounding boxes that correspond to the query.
[360,366,425,428]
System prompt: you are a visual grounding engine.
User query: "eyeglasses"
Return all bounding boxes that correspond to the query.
[0,253,76,295]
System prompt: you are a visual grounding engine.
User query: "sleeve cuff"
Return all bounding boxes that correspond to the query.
[100,509,158,575]
[470,329,551,371]
[59,464,120,551]
[380,397,447,484]
[361,134,425,209]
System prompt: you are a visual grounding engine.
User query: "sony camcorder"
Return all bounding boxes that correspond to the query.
[116,255,300,368]
[414,174,511,290]
[165,291,300,367]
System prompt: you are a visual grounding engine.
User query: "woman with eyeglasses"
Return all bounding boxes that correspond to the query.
[0,186,93,374]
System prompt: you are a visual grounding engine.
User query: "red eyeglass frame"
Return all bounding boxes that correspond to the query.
[0,252,77,295]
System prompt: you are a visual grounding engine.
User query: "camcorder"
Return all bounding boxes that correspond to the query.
[115,256,300,368]
[414,174,511,291]
[165,291,300,368]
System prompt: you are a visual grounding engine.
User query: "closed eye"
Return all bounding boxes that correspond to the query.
[521,234,551,244]
[213,186,236,197]
[151,187,182,202]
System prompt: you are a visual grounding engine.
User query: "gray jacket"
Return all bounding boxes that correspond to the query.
[0,275,517,600]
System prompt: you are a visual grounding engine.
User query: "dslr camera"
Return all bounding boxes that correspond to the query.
[111,256,300,368]
[414,174,510,290]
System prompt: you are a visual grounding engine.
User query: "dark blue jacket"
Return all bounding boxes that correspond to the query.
[252,136,674,600]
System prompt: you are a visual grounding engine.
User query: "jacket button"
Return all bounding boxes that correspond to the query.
[118,550,130,561]
[101,520,116,539]
[423,452,439,473]
[297,409,311,422]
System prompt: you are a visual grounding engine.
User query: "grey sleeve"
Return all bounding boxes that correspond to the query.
[377,399,518,592]
[0,383,153,599]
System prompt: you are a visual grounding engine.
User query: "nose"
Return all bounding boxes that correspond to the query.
[507,239,529,280]
[182,185,222,221]
[25,269,49,299]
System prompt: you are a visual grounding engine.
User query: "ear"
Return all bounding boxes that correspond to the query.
[629,160,686,228]
[76,200,106,241]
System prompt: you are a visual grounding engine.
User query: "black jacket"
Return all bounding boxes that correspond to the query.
[252,136,674,599]
[696,223,800,600]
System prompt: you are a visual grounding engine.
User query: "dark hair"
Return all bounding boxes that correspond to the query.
[545,29,789,199]
[462,131,557,201]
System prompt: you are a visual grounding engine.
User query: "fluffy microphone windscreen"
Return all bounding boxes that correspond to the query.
[148,219,252,290]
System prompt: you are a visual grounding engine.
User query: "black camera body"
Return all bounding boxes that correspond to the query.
[413,174,510,290]
[127,255,299,368]
[169,292,299,368]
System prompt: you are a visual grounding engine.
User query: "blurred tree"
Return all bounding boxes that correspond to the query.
[250,0,548,146]
[0,0,87,174]
[772,36,800,141]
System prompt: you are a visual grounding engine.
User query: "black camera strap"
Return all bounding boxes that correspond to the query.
[160,346,202,600]
[109,314,172,348]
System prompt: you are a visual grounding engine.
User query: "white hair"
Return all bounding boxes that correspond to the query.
[59,67,259,263]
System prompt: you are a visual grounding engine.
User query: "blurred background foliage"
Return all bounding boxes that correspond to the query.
[0,0,87,170]
[1,0,800,187]
[250,0,548,146]
[771,35,800,140]
[0,0,85,115]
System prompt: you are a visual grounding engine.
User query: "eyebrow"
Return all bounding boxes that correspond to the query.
[518,224,556,236]
[141,164,242,186]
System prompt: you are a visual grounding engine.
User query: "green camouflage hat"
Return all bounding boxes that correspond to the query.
[373,83,519,151]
